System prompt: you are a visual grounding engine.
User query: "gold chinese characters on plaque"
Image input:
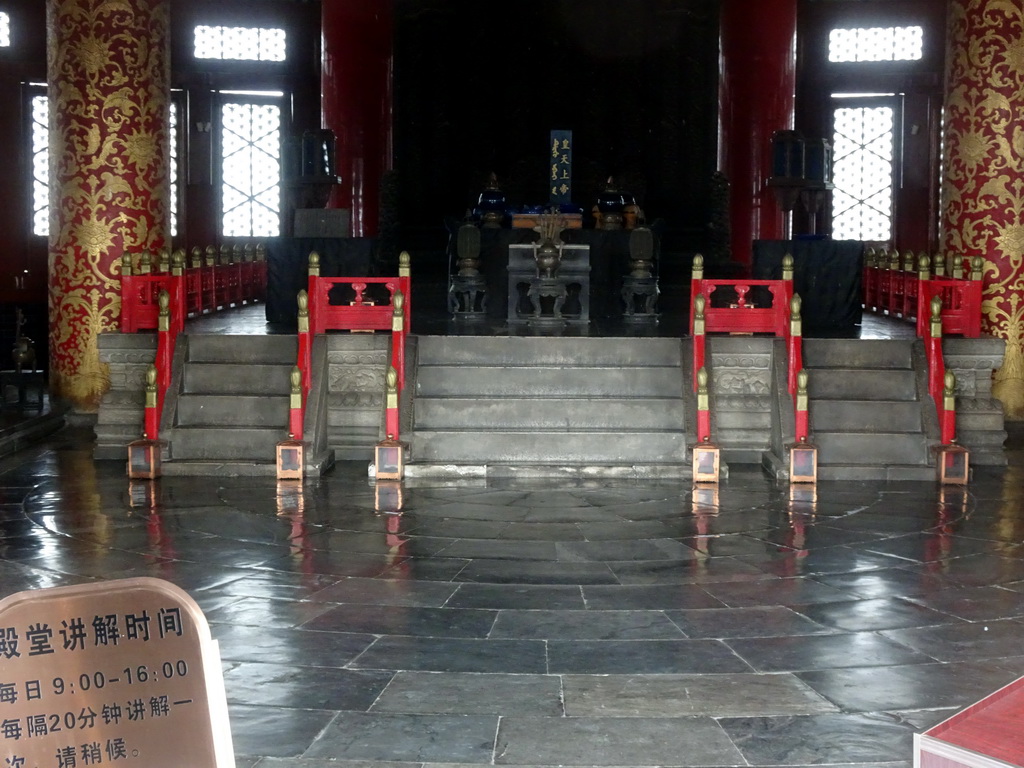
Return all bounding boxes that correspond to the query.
[0,578,233,767]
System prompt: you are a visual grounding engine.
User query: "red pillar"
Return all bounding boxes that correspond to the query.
[321,0,394,238]
[719,0,797,272]
[941,0,1024,419]
[47,0,171,411]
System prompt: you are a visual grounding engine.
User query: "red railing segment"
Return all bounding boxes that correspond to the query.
[864,249,982,338]
[924,296,957,445]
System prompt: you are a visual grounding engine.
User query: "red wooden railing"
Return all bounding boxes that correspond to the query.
[142,290,177,441]
[291,251,412,444]
[925,296,958,445]
[863,249,982,338]
[121,243,267,331]
[690,254,806,443]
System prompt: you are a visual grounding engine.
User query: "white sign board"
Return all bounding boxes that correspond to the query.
[0,578,233,768]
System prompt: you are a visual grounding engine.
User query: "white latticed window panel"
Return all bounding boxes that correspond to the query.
[169,102,179,237]
[829,26,923,62]
[0,12,11,47]
[194,25,286,62]
[31,94,49,237]
[831,105,894,242]
[221,102,281,237]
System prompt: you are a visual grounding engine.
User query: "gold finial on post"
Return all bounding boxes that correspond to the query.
[244,243,256,262]
[943,370,957,412]
[952,255,964,279]
[158,290,170,332]
[392,290,405,332]
[790,294,802,337]
[386,366,399,410]
[308,251,320,277]
[190,246,202,269]
[918,254,931,281]
[796,369,809,412]
[697,366,709,411]
[171,249,185,276]
[691,254,704,281]
[158,248,171,273]
[290,366,302,410]
[970,256,984,281]
[145,365,158,408]
[782,253,794,281]
[693,294,706,335]
[888,249,901,270]
[930,295,943,338]
[219,243,231,265]
[139,251,152,274]
[934,252,946,277]
[903,250,915,272]
[399,251,411,278]
[205,245,217,267]
[256,243,266,262]
[297,290,309,333]
[865,247,876,268]
[121,252,133,276]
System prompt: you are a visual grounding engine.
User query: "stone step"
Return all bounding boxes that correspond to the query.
[803,338,913,369]
[159,460,279,477]
[176,394,289,427]
[187,334,297,364]
[415,365,683,398]
[814,431,930,466]
[807,368,917,401]
[810,399,922,432]
[327,426,381,461]
[414,397,685,430]
[412,429,687,465]
[182,362,293,395]
[417,336,682,367]
[168,426,283,461]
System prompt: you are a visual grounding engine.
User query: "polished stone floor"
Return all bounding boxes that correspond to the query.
[1,422,1023,767]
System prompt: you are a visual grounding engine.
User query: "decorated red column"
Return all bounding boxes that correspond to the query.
[941,0,1024,419]
[719,0,797,271]
[321,0,394,238]
[47,0,171,411]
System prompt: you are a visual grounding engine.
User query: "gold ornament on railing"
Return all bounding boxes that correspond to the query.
[888,250,901,271]
[944,370,957,412]
[796,369,809,412]
[386,366,399,410]
[693,294,706,335]
[139,251,152,274]
[297,290,309,333]
[691,253,704,281]
[145,365,158,409]
[172,249,185,275]
[952,256,964,280]
[697,367,710,411]
[903,251,915,272]
[918,254,931,281]
[970,256,984,281]
[157,290,170,332]
[121,252,133,277]
[790,294,802,337]
[290,366,302,409]
[399,251,411,278]
[256,243,267,262]
[930,295,943,338]
[392,290,405,332]
[308,251,320,277]
[782,254,794,281]
[190,246,203,269]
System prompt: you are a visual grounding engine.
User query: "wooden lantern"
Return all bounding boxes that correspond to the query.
[127,439,162,480]
[789,441,818,484]
[276,439,304,481]
[375,436,404,480]
[936,444,969,485]
[692,441,720,484]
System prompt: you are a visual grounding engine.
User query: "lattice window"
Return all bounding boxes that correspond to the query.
[31,93,48,237]
[829,26,923,63]
[194,25,286,62]
[220,101,281,237]
[831,103,895,241]
[0,12,10,47]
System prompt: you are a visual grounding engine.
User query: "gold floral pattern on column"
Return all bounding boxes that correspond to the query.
[941,0,1024,419]
[47,0,170,411]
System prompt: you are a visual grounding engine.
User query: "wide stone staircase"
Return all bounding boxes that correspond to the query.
[408,336,689,477]
[159,334,296,475]
[803,338,935,480]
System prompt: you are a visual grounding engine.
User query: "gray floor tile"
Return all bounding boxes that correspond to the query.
[491,609,685,639]
[300,603,498,638]
[791,596,960,632]
[548,638,752,674]
[797,661,1024,712]
[371,671,563,715]
[582,584,726,610]
[666,606,833,638]
[351,636,548,673]
[495,716,745,766]
[228,705,338,758]
[446,583,585,609]
[726,631,933,672]
[719,713,916,765]
[302,711,498,763]
[562,673,838,717]
[224,662,394,711]
[306,576,460,607]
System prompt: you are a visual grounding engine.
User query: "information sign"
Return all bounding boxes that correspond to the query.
[0,578,233,768]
